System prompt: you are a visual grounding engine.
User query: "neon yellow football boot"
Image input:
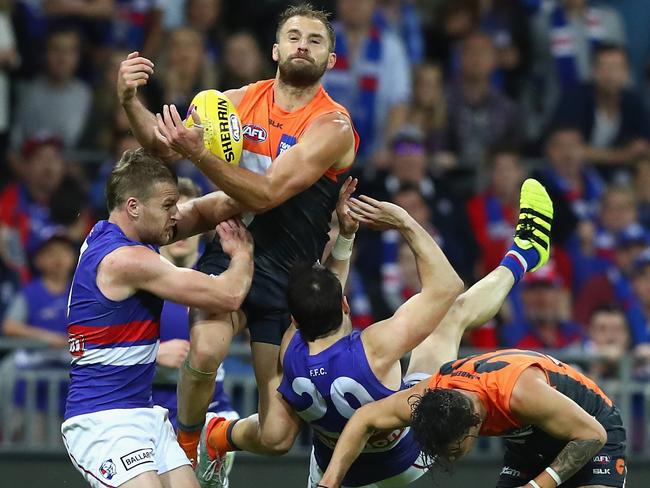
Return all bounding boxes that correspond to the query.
[514,178,554,272]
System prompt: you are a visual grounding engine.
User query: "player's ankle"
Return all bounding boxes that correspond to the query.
[500,243,540,283]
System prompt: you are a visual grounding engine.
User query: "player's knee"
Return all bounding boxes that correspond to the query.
[189,342,224,372]
[259,431,294,455]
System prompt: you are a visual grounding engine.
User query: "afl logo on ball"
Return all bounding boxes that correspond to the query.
[243,124,268,142]
[230,114,241,142]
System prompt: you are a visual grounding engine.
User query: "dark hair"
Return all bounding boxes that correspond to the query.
[177,177,202,199]
[276,3,335,52]
[544,122,583,146]
[287,262,343,341]
[106,148,177,212]
[593,43,628,64]
[487,142,521,167]
[410,388,481,468]
[46,25,81,45]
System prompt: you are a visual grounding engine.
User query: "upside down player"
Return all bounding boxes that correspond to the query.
[117,3,359,483]
[320,365,626,487]
[207,179,556,488]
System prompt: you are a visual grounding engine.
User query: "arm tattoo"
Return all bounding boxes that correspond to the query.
[550,438,603,481]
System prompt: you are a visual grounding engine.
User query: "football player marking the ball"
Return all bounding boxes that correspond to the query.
[117,3,359,481]
[62,150,253,488]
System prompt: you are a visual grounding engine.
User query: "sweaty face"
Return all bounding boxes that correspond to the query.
[275,16,333,88]
[136,182,180,246]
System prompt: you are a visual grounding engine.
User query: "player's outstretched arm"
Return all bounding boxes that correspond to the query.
[156,105,356,212]
[323,176,358,287]
[103,219,253,312]
[355,197,463,367]
[319,381,427,488]
[510,367,607,488]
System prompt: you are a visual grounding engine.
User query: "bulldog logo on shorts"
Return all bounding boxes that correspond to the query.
[99,459,116,480]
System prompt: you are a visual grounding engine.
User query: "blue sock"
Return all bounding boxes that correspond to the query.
[500,243,540,283]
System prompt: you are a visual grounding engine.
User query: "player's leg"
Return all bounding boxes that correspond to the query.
[406,266,515,377]
[176,310,244,463]
[407,177,554,378]
[120,472,164,488]
[159,465,200,488]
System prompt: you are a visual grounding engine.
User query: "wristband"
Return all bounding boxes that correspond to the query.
[331,234,355,261]
[545,467,562,486]
[528,480,541,488]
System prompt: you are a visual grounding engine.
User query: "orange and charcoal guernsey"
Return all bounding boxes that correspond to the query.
[428,349,614,436]
[234,79,359,277]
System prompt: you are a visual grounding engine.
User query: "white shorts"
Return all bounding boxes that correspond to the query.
[61,406,190,487]
[307,448,429,488]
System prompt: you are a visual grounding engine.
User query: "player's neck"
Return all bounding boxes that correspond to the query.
[308,319,353,355]
[109,212,141,243]
[464,390,488,422]
[273,77,321,112]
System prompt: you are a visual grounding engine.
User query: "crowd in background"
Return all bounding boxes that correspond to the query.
[3,0,650,445]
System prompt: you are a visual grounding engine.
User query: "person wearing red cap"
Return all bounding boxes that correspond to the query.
[0,133,66,280]
[504,259,584,349]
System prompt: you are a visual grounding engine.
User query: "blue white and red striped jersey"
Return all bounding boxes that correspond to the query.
[65,221,163,420]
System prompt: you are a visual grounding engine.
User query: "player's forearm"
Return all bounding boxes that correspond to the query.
[195,150,275,212]
[399,218,462,298]
[319,411,375,488]
[122,97,165,153]
[544,437,605,486]
[452,266,515,331]
[217,252,254,310]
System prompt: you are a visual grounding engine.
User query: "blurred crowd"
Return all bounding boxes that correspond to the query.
[3,0,650,442]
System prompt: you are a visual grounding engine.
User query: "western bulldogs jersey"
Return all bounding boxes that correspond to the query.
[65,221,163,420]
[278,330,421,487]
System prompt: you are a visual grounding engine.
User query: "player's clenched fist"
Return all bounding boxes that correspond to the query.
[117,51,155,105]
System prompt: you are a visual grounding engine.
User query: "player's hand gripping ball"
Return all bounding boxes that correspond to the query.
[185,90,243,165]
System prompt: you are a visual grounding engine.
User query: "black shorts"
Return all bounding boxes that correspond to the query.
[197,243,291,345]
[497,410,627,488]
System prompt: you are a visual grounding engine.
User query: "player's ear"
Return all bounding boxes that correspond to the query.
[342,296,350,315]
[272,43,279,62]
[327,52,337,70]
[125,197,139,220]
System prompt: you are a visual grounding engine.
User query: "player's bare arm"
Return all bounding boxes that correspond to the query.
[117,51,245,163]
[319,380,428,488]
[354,197,464,370]
[510,367,608,488]
[98,219,254,313]
[172,191,245,241]
[155,104,356,212]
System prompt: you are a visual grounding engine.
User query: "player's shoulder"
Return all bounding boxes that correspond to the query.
[99,245,160,279]
[509,365,549,409]
[227,79,274,107]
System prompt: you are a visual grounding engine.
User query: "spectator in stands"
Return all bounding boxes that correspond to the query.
[112,0,164,57]
[185,0,223,64]
[80,48,129,153]
[405,63,452,172]
[529,0,625,92]
[374,0,424,65]
[581,305,631,379]
[504,260,583,349]
[445,32,521,190]
[0,226,20,325]
[534,125,605,246]
[632,249,650,325]
[554,45,650,169]
[143,27,217,113]
[0,134,67,279]
[323,0,411,163]
[10,27,91,152]
[219,31,272,91]
[466,146,524,277]
[635,158,650,229]
[2,234,76,440]
[0,1,19,183]
[574,224,649,344]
